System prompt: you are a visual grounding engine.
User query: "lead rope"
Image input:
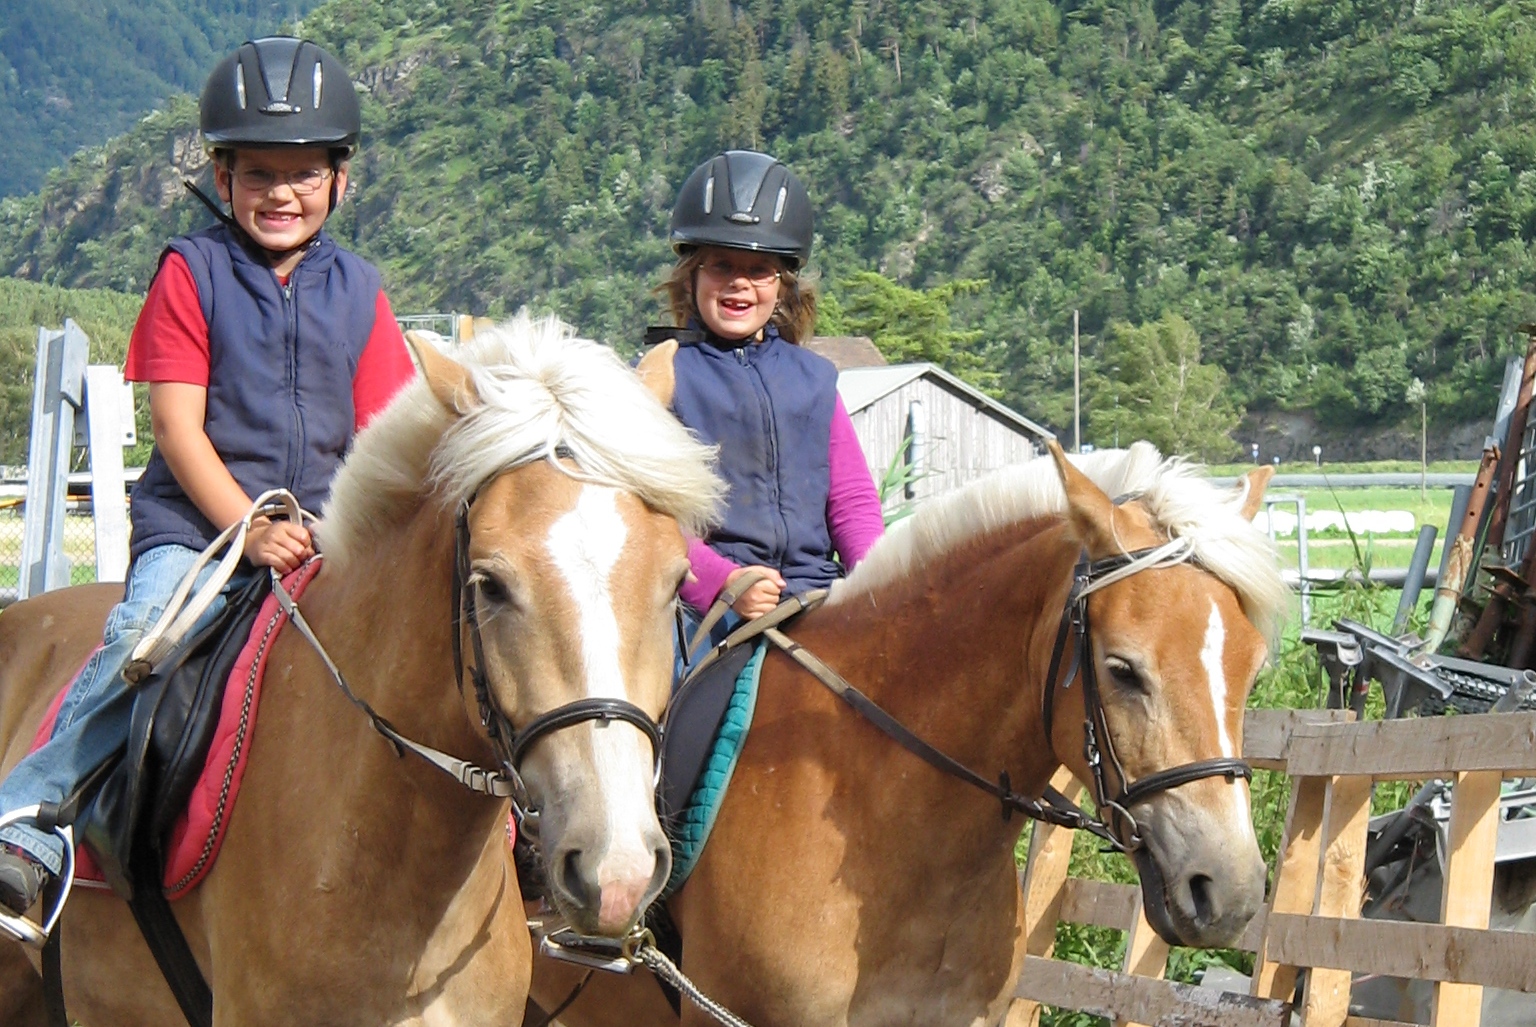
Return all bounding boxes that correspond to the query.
[631,938,756,1027]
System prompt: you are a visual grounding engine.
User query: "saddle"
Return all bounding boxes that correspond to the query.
[76,569,272,898]
[658,640,762,894]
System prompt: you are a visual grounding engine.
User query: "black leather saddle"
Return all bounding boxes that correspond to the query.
[78,570,272,898]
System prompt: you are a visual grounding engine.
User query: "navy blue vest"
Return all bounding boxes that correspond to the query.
[671,325,841,596]
[129,224,380,559]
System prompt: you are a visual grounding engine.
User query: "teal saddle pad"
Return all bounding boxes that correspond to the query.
[662,640,766,896]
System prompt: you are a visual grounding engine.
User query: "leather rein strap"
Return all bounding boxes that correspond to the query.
[739,539,1251,854]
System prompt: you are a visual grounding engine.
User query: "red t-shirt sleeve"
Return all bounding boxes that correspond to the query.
[352,292,417,430]
[124,253,210,385]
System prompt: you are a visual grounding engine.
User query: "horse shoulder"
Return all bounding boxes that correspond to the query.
[0,583,119,773]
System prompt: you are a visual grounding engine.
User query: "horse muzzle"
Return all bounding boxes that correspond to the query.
[1132,802,1266,948]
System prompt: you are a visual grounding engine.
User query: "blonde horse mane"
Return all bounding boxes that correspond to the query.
[833,441,1289,642]
[320,313,724,569]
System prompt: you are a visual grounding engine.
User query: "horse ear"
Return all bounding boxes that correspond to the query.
[636,339,678,407]
[1237,465,1275,521]
[1047,439,1118,556]
[405,330,481,415]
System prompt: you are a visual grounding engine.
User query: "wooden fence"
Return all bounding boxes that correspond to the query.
[1005,707,1536,1027]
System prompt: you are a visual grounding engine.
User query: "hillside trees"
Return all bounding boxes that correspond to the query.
[1084,314,1240,460]
[4,0,1536,448]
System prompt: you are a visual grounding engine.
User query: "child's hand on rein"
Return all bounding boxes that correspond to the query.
[244,517,314,573]
[726,565,786,619]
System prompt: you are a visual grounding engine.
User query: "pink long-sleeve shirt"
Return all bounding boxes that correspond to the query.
[680,395,885,610]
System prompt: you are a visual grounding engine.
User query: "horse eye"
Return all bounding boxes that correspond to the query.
[1104,656,1144,692]
[473,572,515,608]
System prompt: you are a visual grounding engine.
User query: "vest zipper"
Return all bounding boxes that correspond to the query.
[282,279,302,491]
[742,346,787,566]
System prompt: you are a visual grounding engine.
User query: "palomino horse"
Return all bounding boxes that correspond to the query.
[530,439,1287,1026]
[0,316,722,1025]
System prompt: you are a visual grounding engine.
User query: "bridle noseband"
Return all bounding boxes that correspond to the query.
[1039,539,1252,851]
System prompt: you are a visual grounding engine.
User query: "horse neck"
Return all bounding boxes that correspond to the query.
[287,501,505,843]
[814,517,1080,815]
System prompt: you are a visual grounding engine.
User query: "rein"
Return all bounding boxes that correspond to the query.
[697,537,1251,854]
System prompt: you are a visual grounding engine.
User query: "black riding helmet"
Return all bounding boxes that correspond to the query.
[184,37,360,259]
[200,37,361,155]
[669,150,813,270]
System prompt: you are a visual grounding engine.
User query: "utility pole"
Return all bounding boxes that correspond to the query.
[1073,308,1080,453]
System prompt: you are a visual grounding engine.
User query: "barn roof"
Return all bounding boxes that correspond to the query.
[805,335,887,369]
[836,363,1055,443]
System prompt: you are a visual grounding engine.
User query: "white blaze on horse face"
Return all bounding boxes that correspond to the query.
[1199,598,1253,828]
[544,484,659,886]
[1199,600,1233,759]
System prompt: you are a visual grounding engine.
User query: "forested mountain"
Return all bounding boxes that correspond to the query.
[0,0,321,197]
[4,0,1536,456]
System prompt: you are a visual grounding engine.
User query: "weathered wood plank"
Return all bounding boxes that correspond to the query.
[1431,769,1502,1027]
[1264,912,1536,991]
[1252,774,1327,1001]
[1301,775,1373,1027]
[1243,708,1354,770]
[1006,769,1084,1027]
[1059,878,1140,932]
[1014,956,1290,1027]
[1345,1019,1421,1027]
[1117,898,1170,1027]
[1284,711,1536,778]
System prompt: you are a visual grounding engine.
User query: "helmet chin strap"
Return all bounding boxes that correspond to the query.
[181,178,318,267]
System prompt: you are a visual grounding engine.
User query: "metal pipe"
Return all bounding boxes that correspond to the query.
[1437,485,1473,585]
[1424,448,1500,653]
[1392,524,1438,635]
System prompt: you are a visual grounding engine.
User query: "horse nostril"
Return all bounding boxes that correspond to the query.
[649,844,671,893]
[1188,873,1217,924]
[560,849,593,908]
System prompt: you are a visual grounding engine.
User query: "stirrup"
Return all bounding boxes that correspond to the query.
[0,806,76,948]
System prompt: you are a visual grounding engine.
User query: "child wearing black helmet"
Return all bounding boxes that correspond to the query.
[659,150,884,653]
[0,37,415,942]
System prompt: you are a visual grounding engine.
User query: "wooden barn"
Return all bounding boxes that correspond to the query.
[807,337,1053,512]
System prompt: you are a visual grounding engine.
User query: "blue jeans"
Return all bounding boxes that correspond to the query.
[0,544,243,874]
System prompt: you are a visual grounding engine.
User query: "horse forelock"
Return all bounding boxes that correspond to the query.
[320,313,725,569]
[832,440,1287,642]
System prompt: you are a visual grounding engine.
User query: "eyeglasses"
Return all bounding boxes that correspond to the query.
[232,166,335,195]
[700,258,782,286]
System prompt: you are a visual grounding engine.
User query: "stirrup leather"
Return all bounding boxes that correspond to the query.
[0,806,77,948]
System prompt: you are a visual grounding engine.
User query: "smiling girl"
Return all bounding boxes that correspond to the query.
[657,150,884,652]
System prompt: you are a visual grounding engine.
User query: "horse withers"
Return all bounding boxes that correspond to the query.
[531,437,1286,1026]
[0,317,722,1025]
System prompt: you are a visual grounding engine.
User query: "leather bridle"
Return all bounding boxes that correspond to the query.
[1038,540,1252,851]
[449,484,664,831]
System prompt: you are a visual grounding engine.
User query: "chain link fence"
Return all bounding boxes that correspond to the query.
[0,495,105,606]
